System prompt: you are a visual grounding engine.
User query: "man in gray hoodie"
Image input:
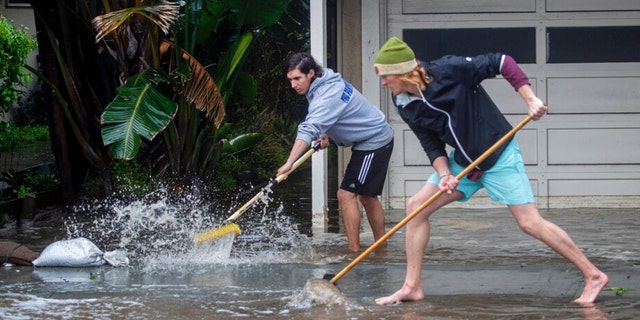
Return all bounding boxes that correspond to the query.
[277,53,394,252]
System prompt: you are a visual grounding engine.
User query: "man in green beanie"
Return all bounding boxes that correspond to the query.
[373,36,608,306]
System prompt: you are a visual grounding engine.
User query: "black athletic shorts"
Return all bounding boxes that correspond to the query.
[339,139,393,196]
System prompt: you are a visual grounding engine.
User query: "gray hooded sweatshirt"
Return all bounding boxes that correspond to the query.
[296,68,393,151]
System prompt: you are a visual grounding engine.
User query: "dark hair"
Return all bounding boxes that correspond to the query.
[286,52,323,77]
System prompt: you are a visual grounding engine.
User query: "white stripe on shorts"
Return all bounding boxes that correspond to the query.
[358,153,374,184]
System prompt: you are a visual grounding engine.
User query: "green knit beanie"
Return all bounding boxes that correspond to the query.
[374,37,418,76]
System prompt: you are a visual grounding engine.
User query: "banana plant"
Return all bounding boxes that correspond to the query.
[27,0,292,200]
[93,1,228,175]
[94,0,288,179]
[100,69,177,160]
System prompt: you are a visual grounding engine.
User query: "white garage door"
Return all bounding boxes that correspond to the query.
[367,0,640,209]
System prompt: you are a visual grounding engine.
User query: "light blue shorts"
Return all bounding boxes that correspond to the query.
[427,139,535,205]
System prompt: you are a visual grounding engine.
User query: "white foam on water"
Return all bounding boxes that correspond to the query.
[283,278,364,313]
[0,293,144,320]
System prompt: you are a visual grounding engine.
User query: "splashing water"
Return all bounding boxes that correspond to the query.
[63,186,316,272]
[287,279,363,310]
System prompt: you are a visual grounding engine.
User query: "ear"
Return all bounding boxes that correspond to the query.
[308,68,315,78]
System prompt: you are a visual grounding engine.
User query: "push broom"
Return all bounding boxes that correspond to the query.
[195,143,321,244]
[322,115,532,284]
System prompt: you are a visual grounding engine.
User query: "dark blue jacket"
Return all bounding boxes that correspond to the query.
[393,53,513,170]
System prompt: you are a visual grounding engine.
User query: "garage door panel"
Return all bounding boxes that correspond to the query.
[403,129,430,166]
[548,128,640,164]
[402,0,535,14]
[548,77,640,114]
[549,179,640,196]
[515,128,538,165]
[546,0,640,12]
[483,78,537,115]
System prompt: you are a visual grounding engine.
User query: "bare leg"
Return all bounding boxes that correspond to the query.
[509,204,608,305]
[338,188,362,252]
[375,184,462,305]
[359,195,386,246]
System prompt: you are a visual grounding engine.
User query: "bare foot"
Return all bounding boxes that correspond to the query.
[573,270,609,305]
[375,286,424,305]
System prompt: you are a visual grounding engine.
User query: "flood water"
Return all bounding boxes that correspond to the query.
[1,181,639,319]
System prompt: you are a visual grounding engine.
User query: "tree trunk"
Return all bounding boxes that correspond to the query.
[32,1,75,204]
[30,0,115,204]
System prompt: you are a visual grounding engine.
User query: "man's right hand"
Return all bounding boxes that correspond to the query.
[277,162,293,177]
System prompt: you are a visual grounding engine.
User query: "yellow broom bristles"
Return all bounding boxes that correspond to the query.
[194,223,241,245]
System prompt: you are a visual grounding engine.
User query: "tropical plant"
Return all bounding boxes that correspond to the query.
[0,15,37,114]
[29,0,300,201]
[92,0,288,181]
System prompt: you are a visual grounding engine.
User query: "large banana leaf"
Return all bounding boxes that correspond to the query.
[101,71,178,160]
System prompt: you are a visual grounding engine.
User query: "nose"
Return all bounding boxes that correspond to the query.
[380,77,387,86]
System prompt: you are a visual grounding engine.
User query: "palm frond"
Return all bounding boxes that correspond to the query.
[160,40,226,127]
[185,53,226,126]
[92,0,180,43]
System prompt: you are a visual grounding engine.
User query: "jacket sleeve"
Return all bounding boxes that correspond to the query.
[413,125,448,165]
[399,100,448,164]
[443,53,504,88]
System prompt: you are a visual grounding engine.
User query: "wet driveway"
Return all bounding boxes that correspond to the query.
[1,202,639,319]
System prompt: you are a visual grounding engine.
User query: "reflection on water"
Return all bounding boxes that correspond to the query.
[0,184,639,319]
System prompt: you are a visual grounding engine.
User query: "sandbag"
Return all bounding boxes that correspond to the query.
[32,237,106,267]
[103,249,129,267]
[0,241,40,266]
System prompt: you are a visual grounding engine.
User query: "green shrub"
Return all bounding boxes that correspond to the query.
[0,15,37,114]
[0,122,49,151]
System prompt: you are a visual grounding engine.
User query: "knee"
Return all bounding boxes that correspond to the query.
[517,219,542,238]
[406,195,422,213]
[337,189,355,202]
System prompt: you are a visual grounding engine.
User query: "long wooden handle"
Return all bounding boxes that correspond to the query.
[225,144,320,222]
[330,116,532,283]
[274,143,319,184]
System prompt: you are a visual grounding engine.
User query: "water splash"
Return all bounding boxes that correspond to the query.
[63,186,316,271]
[290,279,362,309]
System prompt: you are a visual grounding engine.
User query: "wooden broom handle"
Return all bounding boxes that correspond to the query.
[225,143,320,222]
